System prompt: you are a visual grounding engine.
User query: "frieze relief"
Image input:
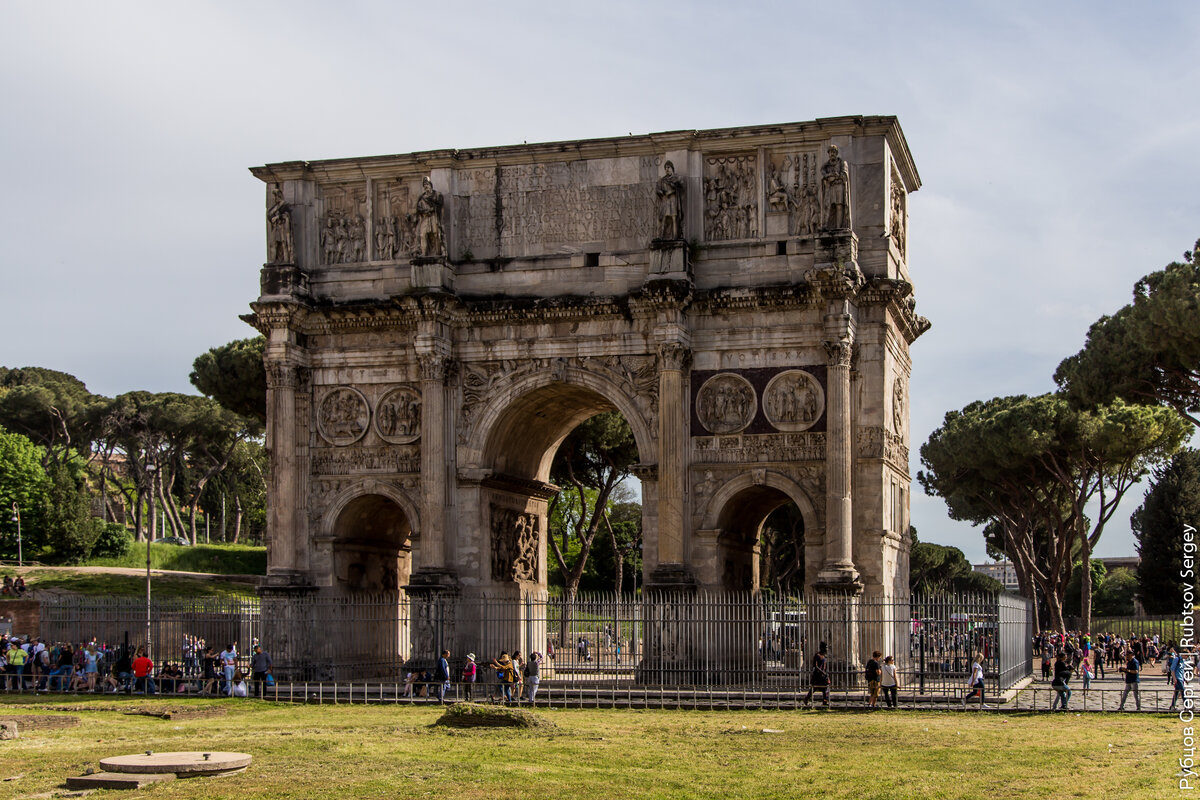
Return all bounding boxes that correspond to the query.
[763,370,824,432]
[316,387,370,446]
[311,445,420,476]
[856,426,909,472]
[490,505,539,583]
[704,155,758,241]
[692,432,826,463]
[696,373,756,435]
[766,151,821,236]
[319,184,369,266]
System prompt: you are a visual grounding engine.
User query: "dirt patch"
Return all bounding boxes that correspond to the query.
[434,703,555,729]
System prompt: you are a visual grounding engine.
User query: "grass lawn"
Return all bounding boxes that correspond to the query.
[0,696,1179,799]
[15,569,256,599]
[85,542,266,575]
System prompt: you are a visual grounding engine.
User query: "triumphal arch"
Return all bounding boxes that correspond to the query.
[249,116,928,671]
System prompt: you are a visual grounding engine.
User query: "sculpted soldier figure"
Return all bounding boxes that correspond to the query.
[655,160,684,240]
[820,144,852,231]
[414,176,446,257]
[267,184,294,263]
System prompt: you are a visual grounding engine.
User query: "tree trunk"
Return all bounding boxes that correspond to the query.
[232,495,243,544]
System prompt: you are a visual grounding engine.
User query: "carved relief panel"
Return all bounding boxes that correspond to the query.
[891,375,907,437]
[372,178,419,261]
[703,155,758,241]
[490,504,539,582]
[766,151,821,236]
[763,370,825,432]
[374,386,421,444]
[316,387,370,446]
[696,373,757,435]
[319,184,369,266]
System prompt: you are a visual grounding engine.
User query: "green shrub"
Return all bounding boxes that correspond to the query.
[90,522,133,559]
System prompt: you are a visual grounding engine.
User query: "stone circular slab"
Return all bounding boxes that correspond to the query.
[100,751,251,776]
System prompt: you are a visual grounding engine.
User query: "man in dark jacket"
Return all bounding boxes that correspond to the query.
[250,644,273,698]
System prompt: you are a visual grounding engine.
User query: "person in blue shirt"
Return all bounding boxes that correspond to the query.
[1117,649,1141,711]
[1169,645,1188,712]
[434,650,451,704]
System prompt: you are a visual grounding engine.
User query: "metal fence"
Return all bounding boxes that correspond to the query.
[1067,614,1183,643]
[39,596,260,666]
[38,591,1032,693]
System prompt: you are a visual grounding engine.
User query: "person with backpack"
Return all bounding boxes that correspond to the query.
[864,650,882,709]
[1050,652,1073,710]
[434,650,451,704]
[489,651,517,703]
[802,641,830,708]
[1117,648,1142,711]
[524,652,542,704]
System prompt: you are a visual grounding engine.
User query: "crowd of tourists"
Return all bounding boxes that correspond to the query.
[401,649,545,705]
[1,634,274,699]
[1033,629,1193,711]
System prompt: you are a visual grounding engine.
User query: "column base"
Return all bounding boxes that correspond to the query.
[815,562,863,593]
[404,568,460,595]
[644,563,697,594]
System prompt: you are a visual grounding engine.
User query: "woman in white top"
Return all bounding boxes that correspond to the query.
[880,655,899,708]
[230,670,249,698]
[962,652,987,709]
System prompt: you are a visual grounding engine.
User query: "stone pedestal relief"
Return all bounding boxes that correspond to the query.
[250,116,928,673]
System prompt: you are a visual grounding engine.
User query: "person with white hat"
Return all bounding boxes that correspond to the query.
[461,653,477,701]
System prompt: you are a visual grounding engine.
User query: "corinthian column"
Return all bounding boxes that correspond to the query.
[655,341,690,576]
[417,353,451,576]
[265,361,301,578]
[819,335,860,587]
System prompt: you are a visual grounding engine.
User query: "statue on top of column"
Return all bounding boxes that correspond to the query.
[267,183,294,264]
[414,176,446,258]
[655,160,685,241]
[819,145,852,231]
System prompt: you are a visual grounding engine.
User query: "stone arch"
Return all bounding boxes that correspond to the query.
[321,480,417,593]
[699,470,820,592]
[464,365,654,481]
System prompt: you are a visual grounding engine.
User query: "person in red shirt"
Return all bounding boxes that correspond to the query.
[131,648,156,695]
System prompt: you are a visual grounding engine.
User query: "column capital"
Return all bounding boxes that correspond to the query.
[823,340,854,368]
[658,342,692,371]
[418,353,455,383]
[265,362,308,390]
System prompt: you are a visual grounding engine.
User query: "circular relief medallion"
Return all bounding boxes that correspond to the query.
[316,387,370,446]
[763,369,824,432]
[374,386,422,444]
[696,373,757,435]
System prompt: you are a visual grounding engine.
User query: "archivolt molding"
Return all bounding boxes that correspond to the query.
[317,478,421,541]
[459,362,656,469]
[696,467,822,533]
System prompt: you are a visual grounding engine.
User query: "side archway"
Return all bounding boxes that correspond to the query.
[321,480,418,593]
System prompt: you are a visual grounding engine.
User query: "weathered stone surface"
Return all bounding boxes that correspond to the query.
[249,116,928,672]
[66,771,176,790]
[0,721,18,740]
[99,751,251,776]
[0,714,78,730]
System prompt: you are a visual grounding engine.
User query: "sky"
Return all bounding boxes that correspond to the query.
[1,1,1197,564]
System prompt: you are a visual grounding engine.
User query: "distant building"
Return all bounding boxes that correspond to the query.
[972,561,1021,593]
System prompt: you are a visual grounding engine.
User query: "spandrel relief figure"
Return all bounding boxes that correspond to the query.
[266,184,294,264]
[414,176,446,257]
[696,373,757,435]
[655,160,685,240]
[820,145,852,231]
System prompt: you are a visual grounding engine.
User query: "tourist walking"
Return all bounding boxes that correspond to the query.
[961,652,987,709]
[219,643,238,696]
[803,641,830,708]
[1050,652,1073,710]
[524,652,542,703]
[250,644,273,698]
[1117,649,1142,711]
[865,650,882,709]
[462,653,477,700]
[1169,646,1187,711]
[434,650,451,703]
[880,655,899,709]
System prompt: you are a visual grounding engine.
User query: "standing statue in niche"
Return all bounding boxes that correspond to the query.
[820,145,852,231]
[655,160,685,240]
[414,176,446,257]
[266,184,294,263]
